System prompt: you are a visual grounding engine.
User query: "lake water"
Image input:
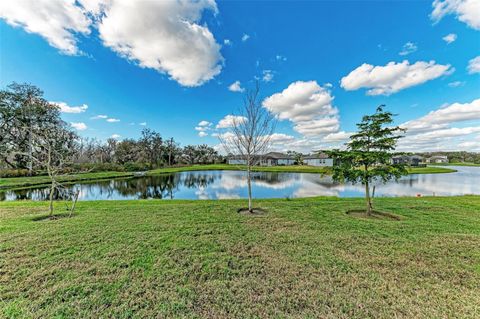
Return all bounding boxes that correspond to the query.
[1,166,479,201]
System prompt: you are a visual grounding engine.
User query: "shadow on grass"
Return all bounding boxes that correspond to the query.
[346,209,401,221]
[31,213,76,222]
[237,207,268,216]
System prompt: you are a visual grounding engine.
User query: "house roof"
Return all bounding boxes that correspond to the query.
[263,152,294,159]
[304,152,330,159]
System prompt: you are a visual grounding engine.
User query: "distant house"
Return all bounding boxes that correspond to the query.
[425,155,449,164]
[227,152,294,166]
[392,155,423,166]
[303,152,333,167]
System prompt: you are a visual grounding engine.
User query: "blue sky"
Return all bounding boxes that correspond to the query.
[1,0,479,152]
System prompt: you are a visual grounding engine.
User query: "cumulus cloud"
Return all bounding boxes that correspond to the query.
[139,122,147,126]
[442,33,457,43]
[223,39,232,46]
[262,70,274,82]
[91,114,108,120]
[241,34,250,42]
[110,134,121,139]
[399,42,417,56]
[275,54,287,61]
[216,115,247,129]
[52,101,88,113]
[0,0,224,87]
[397,98,480,151]
[198,120,212,127]
[431,0,480,30]
[228,81,245,92]
[340,60,453,95]
[198,131,208,137]
[322,131,353,143]
[468,56,480,74]
[401,98,480,133]
[263,81,341,138]
[263,81,337,122]
[106,118,120,123]
[71,122,87,130]
[0,0,91,55]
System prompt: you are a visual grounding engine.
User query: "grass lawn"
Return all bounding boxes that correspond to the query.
[429,162,480,167]
[1,196,479,318]
[0,164,455,191]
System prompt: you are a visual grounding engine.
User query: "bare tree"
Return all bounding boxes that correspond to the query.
[218,83,276,213]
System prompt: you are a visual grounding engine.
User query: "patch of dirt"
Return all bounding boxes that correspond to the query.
[237,207,268,216]
[31,213,75,221]
[346,209,401,221]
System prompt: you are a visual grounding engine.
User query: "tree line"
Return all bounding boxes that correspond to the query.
[0,82,223,177]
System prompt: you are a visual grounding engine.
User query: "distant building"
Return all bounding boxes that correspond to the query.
[227,152,295,166]
[425,155,449,164]
[392,155,423,166]
[303,152,333,167]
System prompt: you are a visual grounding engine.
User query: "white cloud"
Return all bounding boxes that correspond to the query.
[241,34,250,42]
[293,117,340,137]
[322,131,353,143]
[97,1,223,87]
[263,81,337,122]
[340,60,453,95]
[431,0,480,30]
[262,70,274,82]
[216,115,247,129]
[110,134,121,139]
[0,0,91,55]
[223,39,232,46]
[468,56,480,74]
[442,33,457,43]
[198,131,208,137]
[275,54,287,61]
[71,122,87,131]
[52,101,88,113]
[228,81,245,92]
[268,133,295,144]
[448,81,465,87]
[139,122,147,126]
[0,0,224,87]
[106,118,120,123]
[91,114,108,120]
[263,81,341,138]
[401,98,480,133]
[399,42,417,56]
[198,120,212,127]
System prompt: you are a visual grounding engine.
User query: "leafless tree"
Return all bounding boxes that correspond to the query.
[218,83,276,213]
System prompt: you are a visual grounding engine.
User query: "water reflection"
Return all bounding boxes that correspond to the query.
[2,166,479,201]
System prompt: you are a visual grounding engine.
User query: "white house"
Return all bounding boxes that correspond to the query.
[425,155,449,163]
[227,152,295,166]
[303,153,333,167]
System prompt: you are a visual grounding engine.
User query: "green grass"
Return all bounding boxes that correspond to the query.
[428,162,480,167]
[407,166,456,174]
[1,196,479,318]
[0,164,456,191]
[0,171,134,190]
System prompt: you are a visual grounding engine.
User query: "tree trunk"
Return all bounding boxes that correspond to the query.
[49,183,55,216]
[365,181,372,216]
[247,164,252,212]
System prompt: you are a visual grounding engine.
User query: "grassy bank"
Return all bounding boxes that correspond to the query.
[0,164,455,191]
[1,196,479,318]
[429,162,480,167]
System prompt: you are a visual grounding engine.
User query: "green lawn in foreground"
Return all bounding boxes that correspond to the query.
[0,164,456,191]
[1,196,479,318]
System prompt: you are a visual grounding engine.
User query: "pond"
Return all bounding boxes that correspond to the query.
[1,166,479,201]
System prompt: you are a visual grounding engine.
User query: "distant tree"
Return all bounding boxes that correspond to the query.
[219,83,276,213]
[182,145,197,165]
[327,105,408,216]
[165,137,179,166]
[139,128,163,167]
[115,139,140,164]
[286,151,303,165]
[0,82,69,174]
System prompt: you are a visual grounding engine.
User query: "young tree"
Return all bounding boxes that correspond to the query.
[219,84,276,213]
[327,105,408,215]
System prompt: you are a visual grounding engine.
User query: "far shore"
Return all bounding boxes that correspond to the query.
[0,164,459,191]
